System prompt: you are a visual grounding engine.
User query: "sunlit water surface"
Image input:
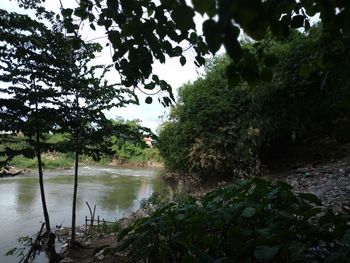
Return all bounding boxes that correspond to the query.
[0,166,164,262]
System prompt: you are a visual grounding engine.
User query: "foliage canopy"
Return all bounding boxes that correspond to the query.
[16,0,350,100]
[159,26,350,177]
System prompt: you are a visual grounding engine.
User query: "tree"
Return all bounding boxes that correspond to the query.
[0,8,60,231]
[158,55,259,177]
[109,118,156,161]
[0,8,65,261]
[159,27,350,177]
[54,36,134,244]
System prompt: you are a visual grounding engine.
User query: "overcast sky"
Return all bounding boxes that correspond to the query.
[0,0,208,133]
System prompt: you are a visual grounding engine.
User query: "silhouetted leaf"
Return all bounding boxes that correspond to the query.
[62,8,73,17]
[145,97,153,104]
[192,0,216,17]
[171,5,195,31]
[203,19,221,54]
[291,15,305,28]
[180,56,186,66]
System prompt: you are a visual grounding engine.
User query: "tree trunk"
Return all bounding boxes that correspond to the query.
[33,85,60,262]
[35,109,51,233]
[71,149,79,243]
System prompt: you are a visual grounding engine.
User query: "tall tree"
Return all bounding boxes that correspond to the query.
[0,9,60,232]
[0,8,65,261]
[54,36,136,244]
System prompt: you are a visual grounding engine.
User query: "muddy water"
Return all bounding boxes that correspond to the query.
[0,166,165,262]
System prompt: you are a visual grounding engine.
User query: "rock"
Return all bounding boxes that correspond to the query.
[0,166,22,178]
[274,154,350,212]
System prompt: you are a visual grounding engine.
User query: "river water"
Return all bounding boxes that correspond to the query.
[0,166,164,262]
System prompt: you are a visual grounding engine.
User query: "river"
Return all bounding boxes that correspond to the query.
[0,166,165,262]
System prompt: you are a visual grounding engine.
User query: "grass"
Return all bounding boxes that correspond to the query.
[9,153,75,169]
[96,221,121,234]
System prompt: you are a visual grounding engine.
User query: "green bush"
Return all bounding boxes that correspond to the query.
[109,118,162,164]
[9,153,75,169]
[158,26,350,177]
[115,179,350,262]
[97,221,121,234]
[9,155,37,169]
[158,56,262,177]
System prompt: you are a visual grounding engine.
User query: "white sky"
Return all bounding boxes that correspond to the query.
[0,0,208,133]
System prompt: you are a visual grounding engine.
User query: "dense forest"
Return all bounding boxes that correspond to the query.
[0,0,350,262]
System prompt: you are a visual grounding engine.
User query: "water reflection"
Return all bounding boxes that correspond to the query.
[99,176,142,211]
[15,177,38,213]
[0,167,164,263]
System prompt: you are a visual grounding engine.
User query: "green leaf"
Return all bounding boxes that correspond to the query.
[254,245,280,262]
[298,193,322,206]
[147,8,154,17]
[171,5,195,31]
[145,97,153,104]
[5,247,17,256]
[180,56,186,66]
[242,207,256,218]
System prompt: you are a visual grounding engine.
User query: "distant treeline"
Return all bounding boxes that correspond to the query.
[1,119,161,169]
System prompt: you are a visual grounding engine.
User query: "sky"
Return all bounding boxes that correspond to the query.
[0,0,208,133]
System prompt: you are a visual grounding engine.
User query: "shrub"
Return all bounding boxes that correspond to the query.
[115,179,350,262]
[158,26,350,177]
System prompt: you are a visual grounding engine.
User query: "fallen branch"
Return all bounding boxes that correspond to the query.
[24,222,45,263]
[86,201,96,235]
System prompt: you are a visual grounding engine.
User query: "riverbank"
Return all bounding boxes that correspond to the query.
[5,151,163,174]
[54,153,350,262]
[0,166,22,177]
[3,160,163,178]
